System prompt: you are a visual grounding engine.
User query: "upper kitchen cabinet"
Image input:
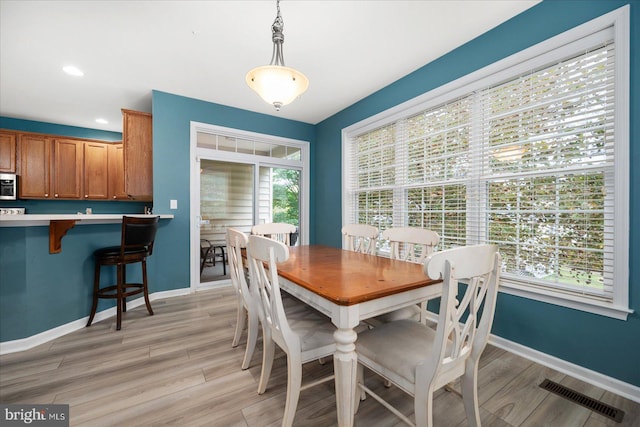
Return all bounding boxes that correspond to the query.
[107,143,127,200]
[52,138,84,199]
[84,141,109,200]
[19,136,84,200]
[19,133,51,198]
[18,133,114,201]
[122,109,152,201]
[0,131,17,173]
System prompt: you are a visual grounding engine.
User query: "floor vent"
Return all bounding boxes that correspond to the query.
[539,379,625,423]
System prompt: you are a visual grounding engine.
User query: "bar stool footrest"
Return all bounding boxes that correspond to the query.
[96,283,146,299]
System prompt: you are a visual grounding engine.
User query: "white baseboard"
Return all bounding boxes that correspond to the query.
[422,311,640,404]
[489,334,640,404]
[196,279,232,291]
[0,288,192,355]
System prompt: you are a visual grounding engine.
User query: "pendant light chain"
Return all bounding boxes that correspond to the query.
[270,0,285,67]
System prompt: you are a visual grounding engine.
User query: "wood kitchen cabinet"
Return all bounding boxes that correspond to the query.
[19,134,51,198]
[108,143,127,200]
[14,124,150,201]
[122,109,152,201]
[84,142,109,199]
[0,131,17,173]
[52,138,83,199]
[19,135,85,200]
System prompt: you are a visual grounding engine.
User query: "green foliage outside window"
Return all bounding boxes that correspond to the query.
[272,168,300,227]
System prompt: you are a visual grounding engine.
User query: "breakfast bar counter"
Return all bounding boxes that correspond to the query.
[0,214,174,253]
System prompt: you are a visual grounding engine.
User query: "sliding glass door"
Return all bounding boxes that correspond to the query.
[199,160,254,283]
[192,123,309,288]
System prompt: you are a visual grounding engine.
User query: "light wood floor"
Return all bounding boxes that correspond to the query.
[1,288,638,426]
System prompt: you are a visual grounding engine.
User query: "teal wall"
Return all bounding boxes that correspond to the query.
[1,0,638,390]
[149,91,316,300]
[314,0,639,387]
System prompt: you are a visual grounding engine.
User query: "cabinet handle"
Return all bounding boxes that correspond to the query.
[44,193,49,197]
[54,194,59,198]
[85,195,88,198]
[113,195,117,199]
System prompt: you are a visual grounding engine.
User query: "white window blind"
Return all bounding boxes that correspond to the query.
[343,7,629,317]
[479,41,615,299]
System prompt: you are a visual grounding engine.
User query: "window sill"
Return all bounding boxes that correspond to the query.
[500,280,633,320]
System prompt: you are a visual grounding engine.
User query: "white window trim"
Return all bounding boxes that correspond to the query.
[342,6,630,320]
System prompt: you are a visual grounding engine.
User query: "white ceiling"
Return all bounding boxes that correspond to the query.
[0,0,539,133]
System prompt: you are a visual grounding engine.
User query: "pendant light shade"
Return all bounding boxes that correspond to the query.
[246,65,309,111]
[246,0,308,111]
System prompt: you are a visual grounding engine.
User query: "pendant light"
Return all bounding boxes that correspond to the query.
[246,0,308,111]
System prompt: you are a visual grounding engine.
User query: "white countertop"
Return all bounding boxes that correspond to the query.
[0,214,174,227]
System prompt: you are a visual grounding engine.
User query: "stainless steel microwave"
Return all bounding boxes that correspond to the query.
[0,173,17,200]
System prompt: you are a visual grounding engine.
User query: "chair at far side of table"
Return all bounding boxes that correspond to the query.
[87,216,159,331]
[341,223,378,255]
[251,222,297,246]
[373,226,440,325]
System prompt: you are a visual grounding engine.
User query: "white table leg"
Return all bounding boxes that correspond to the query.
[333,327,358,427]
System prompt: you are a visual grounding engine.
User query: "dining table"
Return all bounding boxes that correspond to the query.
[275,245,443,427]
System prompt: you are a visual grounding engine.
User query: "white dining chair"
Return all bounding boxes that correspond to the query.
[252,222,297,246]
[375,227,440,324]
[247,235,337,427]
[341,224,378,255]
[382,227,440,264]
[228,228,322,383]
[226,228,259,370]
[355,244,501,427]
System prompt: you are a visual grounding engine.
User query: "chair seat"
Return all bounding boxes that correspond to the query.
[285,304,336,353]
[93,246,149,262]
[357,319,449,384]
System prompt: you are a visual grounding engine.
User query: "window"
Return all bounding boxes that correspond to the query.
[343,7,629,319]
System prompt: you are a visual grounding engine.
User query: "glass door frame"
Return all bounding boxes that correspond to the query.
[189,121,310,291]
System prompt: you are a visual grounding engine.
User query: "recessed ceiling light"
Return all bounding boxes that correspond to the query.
[95,118,108,124]
[63,65,84,77]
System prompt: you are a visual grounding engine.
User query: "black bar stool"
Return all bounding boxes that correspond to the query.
[87,216,159,330]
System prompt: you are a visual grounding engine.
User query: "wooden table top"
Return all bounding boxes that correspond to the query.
[276,245,440,306]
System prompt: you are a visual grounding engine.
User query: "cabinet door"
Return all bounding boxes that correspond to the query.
[84,142,109,199]
[122,109,152,201]
[108,143,127,200]
[0,131,17,173]
[52,139,83,199]
[19,134,51,198]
